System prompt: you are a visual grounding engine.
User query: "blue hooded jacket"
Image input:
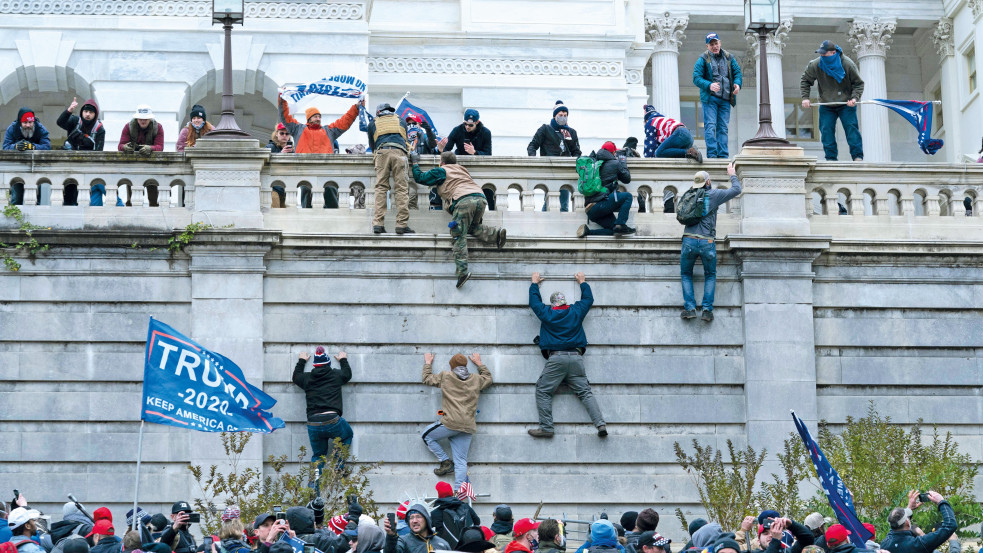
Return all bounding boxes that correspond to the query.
[529,282,593,352]
[3,108,51,150]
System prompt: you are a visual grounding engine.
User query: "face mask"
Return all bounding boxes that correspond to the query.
[192,121,204,130]
[555,115,568,126]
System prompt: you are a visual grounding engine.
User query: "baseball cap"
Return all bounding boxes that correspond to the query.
[464,108,480,122]
[172,501,191,514]
[637,531,670,549]
[513,518,540,536]
[816,40,836,54]
[705,33,720,44]
[85,520,115,538]
[825,524,850,547]
[253,513,274,528]
[494,504,513,522]
[7,508,41,529]
[804,513,825,531]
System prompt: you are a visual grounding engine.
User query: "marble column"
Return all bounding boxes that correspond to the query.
[933,18,961,163]
[627,43,655,139]
[848,17,896,162]
[971,1,983,157]
[744,18,793,139]
[644,11,688,119]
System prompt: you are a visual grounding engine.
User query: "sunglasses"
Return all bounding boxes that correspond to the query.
[463,121,476,126]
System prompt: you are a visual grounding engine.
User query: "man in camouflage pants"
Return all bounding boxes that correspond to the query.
[411,151,507,288]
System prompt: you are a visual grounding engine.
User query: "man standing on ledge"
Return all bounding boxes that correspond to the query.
[368,103,413,235]
[801,40,865,161]
[527,271,606,438]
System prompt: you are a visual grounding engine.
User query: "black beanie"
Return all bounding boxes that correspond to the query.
[714,538,741,553]
[190,104,206,119]
[621,512,638,532]
[150,513,169,532]
[688,518,708,536]
[624,137,639,149]
[63,541,90,553]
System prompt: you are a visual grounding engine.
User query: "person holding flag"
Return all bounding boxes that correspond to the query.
[278,93,362,154]
[800,40,865,161]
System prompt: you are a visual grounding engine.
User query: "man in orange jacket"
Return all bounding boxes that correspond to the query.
[278,96,362,154]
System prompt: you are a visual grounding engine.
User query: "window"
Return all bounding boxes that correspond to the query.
[679,97,704,139]
[968,47,977,94]
[932,85,944,133]
[784,98,818,140]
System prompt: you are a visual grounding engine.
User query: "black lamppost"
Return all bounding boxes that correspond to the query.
[742,0,792,147]
[206,0,251,138]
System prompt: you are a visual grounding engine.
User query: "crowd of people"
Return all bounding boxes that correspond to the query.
[1,489,965,553]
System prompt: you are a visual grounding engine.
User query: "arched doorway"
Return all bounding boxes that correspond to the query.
[179,69,280,145]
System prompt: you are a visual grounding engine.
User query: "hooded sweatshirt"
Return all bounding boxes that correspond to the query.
[286,507,345,553]
[57,99,104,151]
[356,524,386,553]
[3,107,52,150]
[422,362,493,434]
[384,503,450,553]
[590,521,621,553]
[692,523,724,550]
[293,357,353,419]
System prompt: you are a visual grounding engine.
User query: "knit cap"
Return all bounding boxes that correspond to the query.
[436,481,454,498]
[601,141,617,154]
[190,104,206,119]
[553,101,568,117]
[449,354,468,369]
[328,515,347,535]
[313,346,331,368]
[305,107,321,120]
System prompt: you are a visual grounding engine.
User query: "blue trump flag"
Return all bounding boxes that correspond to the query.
[141,318,285,433]
[396,98,439,137]
[867,99,944,155]
[792,411,872,548]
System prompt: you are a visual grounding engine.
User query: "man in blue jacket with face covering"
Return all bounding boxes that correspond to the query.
[801,40,865,161]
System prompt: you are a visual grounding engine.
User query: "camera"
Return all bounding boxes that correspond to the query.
[187,513,201,524]
[918,492,930,503]
[273,505,286,521]
[303,546,315,553]
[762,518,774,530]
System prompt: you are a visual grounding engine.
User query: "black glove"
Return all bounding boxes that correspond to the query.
[67,128,83,142]
[409,151,420,165]
[420,120,431,129]
[347,497,363,522]
[308,496,325,525]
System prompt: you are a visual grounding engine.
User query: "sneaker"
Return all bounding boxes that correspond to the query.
[395,227,415,234]
[528,428,554,438]
[496,228,507,249]
[680,309,698,319]
[597,425,608,438]
[577,224,588,238]
[373,226,386,234]
[686,147,704,163]
[456,272,471,289]
[613,225,636,235]
[701,309,714,322]
[433,459,454,476]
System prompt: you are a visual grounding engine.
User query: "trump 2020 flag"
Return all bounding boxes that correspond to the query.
[792,411,872,548]
[142,318,284,433]
[396,98,439,137]
[279,74,366,122]
[868,99,944,155]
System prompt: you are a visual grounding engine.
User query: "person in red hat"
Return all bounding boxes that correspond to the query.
[577,141,634,238]
[87,520,122,553]
[429,481,480,548]
[504,519,540,553]
[266,123,294,207]
[3,107,52,205]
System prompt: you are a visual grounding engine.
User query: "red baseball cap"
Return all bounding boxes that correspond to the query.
[86,520,115,538]
[825,524,851,547]
[513,518,540,536]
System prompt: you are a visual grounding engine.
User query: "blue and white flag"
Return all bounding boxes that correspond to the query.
[280,75,366,103]
[792,411,872,548]
[278,534,321,553]
[868,99,944,155]
[141,318,284,433]
[396,98,440,137]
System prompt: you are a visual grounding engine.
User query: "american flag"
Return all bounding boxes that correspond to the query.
[457,477,476,501]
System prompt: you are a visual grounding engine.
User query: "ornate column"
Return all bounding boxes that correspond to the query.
[744,18,793,139]
[645,11,688,119]
[848,17,896,162]
[933,18,961,163]
[627,43,655,139]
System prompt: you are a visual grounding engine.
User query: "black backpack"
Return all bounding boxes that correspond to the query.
[676,187,711,225]
[437,504,476,548]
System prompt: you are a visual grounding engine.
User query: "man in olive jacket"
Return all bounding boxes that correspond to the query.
[801,40,865,161]
[421,351,493,489]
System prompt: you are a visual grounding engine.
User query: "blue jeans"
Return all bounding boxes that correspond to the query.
[541,189,570,212]
[307,416,354,476]
[586,192,633,235]
[702,96,731,158]
[10,182,24,205]
[819,105,863,161]
[680,236,717,311]
[655,128,694,158]
[90,184,106,206]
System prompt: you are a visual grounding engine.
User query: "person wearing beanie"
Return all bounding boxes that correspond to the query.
[149,514,168,541]
[383,502,450,553]
[293,347,355,488]
[410,151,507,287]
[177,104,215,151]
[618,137,641,158]
[421,351,493,487]
[801,40,865,161]
[64,539,91,553]
[582,520,620,553]
[679,519,708,550]
[692,32,742,159]
[126,507,154,545]
[642,104,702,162]
[577,140,634,238]
[367,102,413,234]
[429,480,480,548]
[277,93,362,154]
[528,270,607,439]
[714,538,741,553]
[3,107,51,205]
[490,505,514,551]
[527,100,581,158]
[678,162,741,322]
[441,108,492,156]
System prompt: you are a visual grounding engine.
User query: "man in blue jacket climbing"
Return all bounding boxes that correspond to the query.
[527,271,606,439]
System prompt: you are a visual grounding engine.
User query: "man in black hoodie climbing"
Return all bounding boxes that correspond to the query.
[293,347,354,485]
[383,502,450,553]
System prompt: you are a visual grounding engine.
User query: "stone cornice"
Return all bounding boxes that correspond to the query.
[0,1,366,19]
[644,12,688,54]
[933,17,954,58]
[848,17,897,59]
[368,57,623,77]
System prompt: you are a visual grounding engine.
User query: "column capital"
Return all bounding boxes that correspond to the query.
[742,34,758,79]
[933,17,955,58]
[644,11,688,54]
[848,17,896,59]
[742,18,793,75]
[971,0,983,21]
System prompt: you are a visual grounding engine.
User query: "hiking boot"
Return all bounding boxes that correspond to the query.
[577,224,588,238]
[456,272,471,289]
[686,147,704,163]
[597,425,608,438]
[613,225,636,235]
[496,228,507,249]
[433,459,454,476]
[527,428,554,438]
[680,309,698,319]
[373,226,386,234]
[395,227,415,234]
[701,309,714,322]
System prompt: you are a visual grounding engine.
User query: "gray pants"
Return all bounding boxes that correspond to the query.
[422,421,473,488]
[535,351,605,432]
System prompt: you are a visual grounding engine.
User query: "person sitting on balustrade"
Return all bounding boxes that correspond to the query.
[577,141,634,238]
[118,104,164,206]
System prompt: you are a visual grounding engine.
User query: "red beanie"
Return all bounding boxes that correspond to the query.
[436,481,454,498]
[20,111,35,124]
[93,507,113,522]
[328,515,347,535]
[600,141,617,154]
[396,501,409,520]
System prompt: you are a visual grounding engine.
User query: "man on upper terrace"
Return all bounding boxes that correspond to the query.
[692,32,742,159]
[277,95,361,154]
[643,104,703,162]
[801,40,865,161]
[442,108,492,156]
[4,107,52,205]
[528,101,581,158]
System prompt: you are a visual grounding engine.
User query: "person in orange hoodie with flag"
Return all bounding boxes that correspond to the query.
[278,95,362,154]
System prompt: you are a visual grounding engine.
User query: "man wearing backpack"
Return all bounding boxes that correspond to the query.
[429,482,480,549]
[679,163,742,322]
[7,508,45,553]
[577,141,634,237]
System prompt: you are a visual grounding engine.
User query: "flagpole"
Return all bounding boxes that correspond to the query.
[132,420,146,532]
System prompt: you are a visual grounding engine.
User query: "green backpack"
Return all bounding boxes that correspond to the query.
[576,154,606,197]
[676,187,711,225]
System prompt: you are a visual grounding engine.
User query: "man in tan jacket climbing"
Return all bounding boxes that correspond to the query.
[421,352,494,490]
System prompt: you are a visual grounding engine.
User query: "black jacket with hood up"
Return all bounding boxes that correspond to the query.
[57,99,105,151]
[292,357,353,419]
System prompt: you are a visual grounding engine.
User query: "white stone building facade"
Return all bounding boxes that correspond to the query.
[0,0,978,162]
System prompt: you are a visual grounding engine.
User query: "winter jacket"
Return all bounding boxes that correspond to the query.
[589,521,621,553]
[825,543,871,553]
[90,535,123,553]
[160,525,196,553]
[367,114,408,153]
[800,55,864,104]
[527,123,581,157]
[220,540,250,553]
[118,120,164,151]
[278,98,359,154]
[3,108,51,150]
[444,122,492,156]
[881,501,957,553]
[9,536,46,553]
[429,497,481,546]
[584,148,631,205]
[292,357,352,420]
[384,503,450,553]
[176,122,215,151]
[267,139,285,153]
[356,524,386,553]
[693,50,743,107]
[48,520,92,546]
[422,362,492,434]
[57,99,105,151]
[529,282,592,352]
[682,175,742,239]
[504,542,532,553]
[286,507,346,553]
[753,521,814,553]
[492,533,513,551]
